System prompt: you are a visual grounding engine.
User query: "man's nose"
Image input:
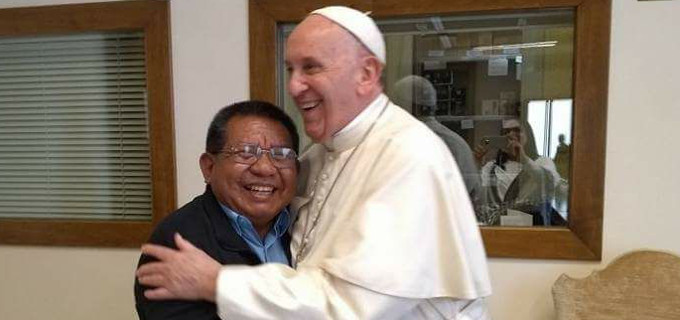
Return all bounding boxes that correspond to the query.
[287,73,308,97]
[249,152,277,176]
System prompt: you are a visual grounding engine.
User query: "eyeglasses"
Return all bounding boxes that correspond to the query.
[218,143,297,169]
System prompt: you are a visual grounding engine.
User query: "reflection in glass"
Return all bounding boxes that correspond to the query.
[475,119,565,226]
[528,99,572,220]
[277,9,574,227]
[392,75,481,200]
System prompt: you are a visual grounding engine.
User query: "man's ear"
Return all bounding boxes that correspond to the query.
[199,153,215,184]
[357,55,383,96]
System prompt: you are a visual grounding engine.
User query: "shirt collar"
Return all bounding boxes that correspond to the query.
[219,203,290,240]
[323,93,388,152]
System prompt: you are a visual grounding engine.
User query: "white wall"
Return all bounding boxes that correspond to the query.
[0,0,679,319]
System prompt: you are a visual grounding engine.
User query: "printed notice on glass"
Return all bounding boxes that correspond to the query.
[488,58,508,76]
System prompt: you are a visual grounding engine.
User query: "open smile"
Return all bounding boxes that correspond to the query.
[299,100,321,113]
[244,184,276,198]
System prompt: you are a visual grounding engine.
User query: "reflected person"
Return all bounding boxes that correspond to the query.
[393,75,481,203]
[475,119,563,226]
[553,133,570,180]
[134,101,299,320]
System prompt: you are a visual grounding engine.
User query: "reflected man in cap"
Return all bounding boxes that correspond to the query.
[393,75,481,203]
[137,6,492,319]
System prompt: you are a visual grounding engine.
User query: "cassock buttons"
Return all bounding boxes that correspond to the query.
[320,173,329,180]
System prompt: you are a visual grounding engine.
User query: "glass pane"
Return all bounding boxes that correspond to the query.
[277,8,573,227]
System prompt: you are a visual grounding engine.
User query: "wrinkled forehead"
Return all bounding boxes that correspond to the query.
[224,115,293,146]
[288,15,358,46]
[287,15,359,53]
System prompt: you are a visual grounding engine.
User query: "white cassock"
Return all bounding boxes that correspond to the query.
[215,94,492,319]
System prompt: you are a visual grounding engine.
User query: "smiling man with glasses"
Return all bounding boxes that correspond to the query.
[134,100,299,320]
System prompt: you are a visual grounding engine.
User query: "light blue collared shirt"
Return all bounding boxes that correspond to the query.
[220,203,290,265]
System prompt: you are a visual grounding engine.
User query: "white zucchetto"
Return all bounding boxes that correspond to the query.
[310,6,386,64]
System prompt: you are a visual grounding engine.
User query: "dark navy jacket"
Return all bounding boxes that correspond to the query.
[134,186,291,320]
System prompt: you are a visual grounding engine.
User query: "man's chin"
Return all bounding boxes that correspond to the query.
[247,207,281,220]
[304,129,326,143]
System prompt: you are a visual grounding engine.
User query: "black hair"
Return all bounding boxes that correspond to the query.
[205,100,299,154]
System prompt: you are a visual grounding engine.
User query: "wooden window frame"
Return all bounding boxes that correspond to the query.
[250,0,609,260]
[0,0,176,247]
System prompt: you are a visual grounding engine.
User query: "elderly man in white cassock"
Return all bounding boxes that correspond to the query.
[136,6,492,319]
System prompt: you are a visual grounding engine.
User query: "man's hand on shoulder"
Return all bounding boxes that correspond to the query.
[137,233,221,302]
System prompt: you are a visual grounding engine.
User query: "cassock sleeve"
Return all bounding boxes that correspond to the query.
[215,264,421,319]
